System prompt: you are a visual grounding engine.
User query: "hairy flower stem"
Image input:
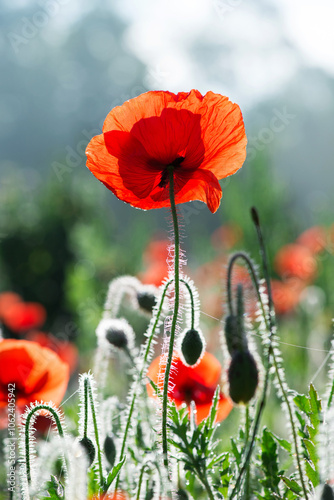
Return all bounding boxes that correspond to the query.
[162,169,180,475]
[251,207,309,500]
[196,469,216,500]
[24,404,65,484]
[115,279,173,493]
[84,376,104,489]
[136,464,149,500]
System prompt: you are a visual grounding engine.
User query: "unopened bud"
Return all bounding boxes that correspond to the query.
[96,318,135,351]
[79,437,95,466]
[176,488,189,499]
[180,328,205,366]
[104,434,116,468]
[228,350,259,404]
[137,290,157,313]
[320,484,334,500]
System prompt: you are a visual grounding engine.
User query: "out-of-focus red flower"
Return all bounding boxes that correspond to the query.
[26,331,78,374]
[274,244,317,282]
[86,90,247,213]
[147,352,233,424]
[297,226,327,255]
[1,302,46,333]
[271,279,304,315]
[138,239,170,286]
[0,292,22,320]
[211,224,242,250]
[0,339,69,426]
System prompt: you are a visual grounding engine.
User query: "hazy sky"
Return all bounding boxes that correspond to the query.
[112,0,334,108]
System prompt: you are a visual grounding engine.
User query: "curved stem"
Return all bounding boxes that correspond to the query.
[86,380,104,489]
[24,404,65,484]
[162,169,180,474]
[136,463,149,500]
[181,279,195,330]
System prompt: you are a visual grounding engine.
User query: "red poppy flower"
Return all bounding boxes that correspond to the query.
[274,244,317,282]
[0,292,22,320]
[297,226,327,255]
[0,339,69,425]
[1,301,46,333]
[271,279,304,315]
[86,90,247,213]
[26,331,78,374]
[147,352,233,424]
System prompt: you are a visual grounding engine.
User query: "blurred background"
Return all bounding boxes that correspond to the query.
[0,0,334,394]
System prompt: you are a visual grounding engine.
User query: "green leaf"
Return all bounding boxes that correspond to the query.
[104,456,126,491]
[294,394,310,414]
[280,476,303,496]
[271,433,292,453]
[304,461,319,488]
[303,439,318,468]
[260,428,280,492]
[308,384,321,430]
[41,476,64,500]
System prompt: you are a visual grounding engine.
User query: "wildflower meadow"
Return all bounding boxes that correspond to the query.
[0,86,334,500]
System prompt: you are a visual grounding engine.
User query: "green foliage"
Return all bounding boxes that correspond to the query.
[41,476,64,500]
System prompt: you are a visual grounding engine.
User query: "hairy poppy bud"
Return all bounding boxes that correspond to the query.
[228,350,259,404]
[104,434,116,468]
[96,318,135,351]
[137,290,157,313]
[320,484,334,500]
[176,488,189,499]
[79,437,95,466]
[180,328,205,366]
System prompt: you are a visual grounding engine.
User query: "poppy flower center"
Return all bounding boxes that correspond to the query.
[158,156,185,189]
[172,380,216,406]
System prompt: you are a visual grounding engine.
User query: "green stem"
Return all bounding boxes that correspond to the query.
[86,381,104,489]
[197,469,216,500]
[162,169,180,474]
[136,464,149,500]
[244,406,251,500]
[24,404,65,484]
[114,278,173,492]
[181,279,195,330]
[83,377,89,438]
[251,207,308,500]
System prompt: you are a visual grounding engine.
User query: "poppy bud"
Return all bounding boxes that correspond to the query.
[137,290,157,313]
[104,434,116,468]
[224,315,239,355]
[320,484,334,500]
[79,437,95,466]
[180,328,205,366]
[96,318,135,351]
[228,350,259,404]
[176,488,189,499]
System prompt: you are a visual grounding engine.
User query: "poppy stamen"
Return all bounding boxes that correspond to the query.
[158,156,185,188]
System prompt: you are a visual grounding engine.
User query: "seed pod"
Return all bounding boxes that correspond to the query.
[105,327,128,349]
[228,350,259,404]
[79,437,95,466]
[320,484,334,500]
[181,328,205,366]
[104,434,116,468]
[137,290,157,313]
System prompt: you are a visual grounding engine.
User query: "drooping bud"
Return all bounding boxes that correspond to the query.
[228,350,259,404]
[137,290,157,313]
[176,488,189,499]
[78,437,95,466]
[180,328,205,366]
[96,318,135,351]
[104,434,116,468]
[320,484,334,500]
